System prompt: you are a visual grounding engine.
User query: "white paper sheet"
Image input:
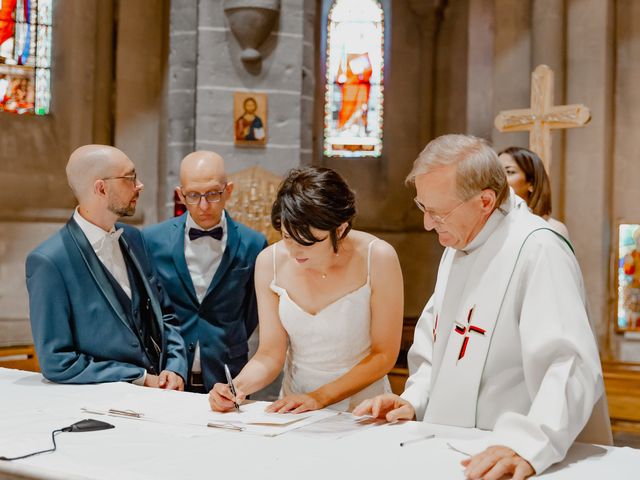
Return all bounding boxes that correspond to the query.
[81,395,338,437]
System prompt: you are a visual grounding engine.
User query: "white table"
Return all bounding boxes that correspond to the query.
[0,368,638,480]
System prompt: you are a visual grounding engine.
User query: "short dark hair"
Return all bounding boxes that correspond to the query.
[271,167,356,252]
[499,146,552,217]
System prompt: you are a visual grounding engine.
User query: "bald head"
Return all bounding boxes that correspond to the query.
[66,145,130,202]
[179,151,227,186]
[177,151,232,229]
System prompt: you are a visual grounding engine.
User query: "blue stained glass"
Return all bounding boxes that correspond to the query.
[0,0,53,115]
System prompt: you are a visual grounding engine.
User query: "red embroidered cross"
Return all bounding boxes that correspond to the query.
[433,314,439,342]
[454,306,485,360]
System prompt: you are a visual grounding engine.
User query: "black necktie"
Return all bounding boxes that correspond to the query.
[188,226,223,241]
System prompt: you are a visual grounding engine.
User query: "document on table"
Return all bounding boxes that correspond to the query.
[82,390,338,437]
[206,401,339,436]
[288,412,387,439]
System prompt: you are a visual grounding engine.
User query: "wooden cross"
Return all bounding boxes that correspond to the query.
[494,64,591,173]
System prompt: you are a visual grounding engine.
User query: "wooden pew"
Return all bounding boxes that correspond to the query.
[0,345,39,372]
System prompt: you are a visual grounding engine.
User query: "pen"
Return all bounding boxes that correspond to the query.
[108,409,143,418]
[399,433,435,447]
[207,422,244,432]
[224,363,240,413]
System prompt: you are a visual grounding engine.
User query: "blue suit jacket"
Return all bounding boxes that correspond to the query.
[25,218,188,384]
[143,212,267,390]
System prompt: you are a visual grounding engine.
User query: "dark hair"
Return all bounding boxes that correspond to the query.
[271,167,356,252]
[499,146,552,217]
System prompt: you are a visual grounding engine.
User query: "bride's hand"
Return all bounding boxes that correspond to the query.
[265,393,324,414]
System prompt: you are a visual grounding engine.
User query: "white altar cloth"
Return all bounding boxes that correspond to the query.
[0,368,638,480]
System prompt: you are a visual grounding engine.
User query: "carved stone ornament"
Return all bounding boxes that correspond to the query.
[223,0,281,62]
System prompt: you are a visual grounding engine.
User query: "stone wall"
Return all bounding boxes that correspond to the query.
[164,0,312,221]
[0,0,115,345]
[0,0,169,345]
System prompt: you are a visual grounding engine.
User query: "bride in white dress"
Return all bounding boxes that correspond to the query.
[209,167,404,413]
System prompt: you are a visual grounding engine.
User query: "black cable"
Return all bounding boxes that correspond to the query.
[0,428,65,461]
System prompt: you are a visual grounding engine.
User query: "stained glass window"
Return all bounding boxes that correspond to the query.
[323,0,384,158]
[617,224,640,331]
[0,0,52,115]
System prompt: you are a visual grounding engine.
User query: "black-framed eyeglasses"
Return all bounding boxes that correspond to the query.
[181,184,227,205]
[102,173,138,187]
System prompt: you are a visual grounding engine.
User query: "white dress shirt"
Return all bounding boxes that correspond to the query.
[73,208,131,298]
[184,212,227,374]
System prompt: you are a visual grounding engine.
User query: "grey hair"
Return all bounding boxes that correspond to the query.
[405,134,509,206]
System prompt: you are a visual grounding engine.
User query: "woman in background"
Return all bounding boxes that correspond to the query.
[499,146,570,239]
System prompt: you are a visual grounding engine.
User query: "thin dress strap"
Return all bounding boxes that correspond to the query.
[366,239,377,285]
[272,242,278,283]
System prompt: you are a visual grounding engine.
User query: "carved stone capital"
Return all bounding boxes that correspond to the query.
[223,0,281,63]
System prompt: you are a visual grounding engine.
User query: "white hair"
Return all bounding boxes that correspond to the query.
[406,134,509,205]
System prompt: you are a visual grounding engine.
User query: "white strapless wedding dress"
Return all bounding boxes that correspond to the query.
[270,241,391,412]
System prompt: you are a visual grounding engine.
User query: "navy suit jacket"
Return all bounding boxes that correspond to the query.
[143,212,267,390]
[25,218,188,384]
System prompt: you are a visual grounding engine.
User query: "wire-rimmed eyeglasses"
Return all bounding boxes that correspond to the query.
[181,184,227,205]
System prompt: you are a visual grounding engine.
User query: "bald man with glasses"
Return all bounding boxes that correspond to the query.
[143,151,267,392]
[26,145,187,388]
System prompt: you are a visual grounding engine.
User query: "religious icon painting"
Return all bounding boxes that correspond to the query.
[616,223,640,332]
[233,92,267,147]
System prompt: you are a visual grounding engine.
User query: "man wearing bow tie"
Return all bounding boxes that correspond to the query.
[26,145,188,388]
[143,151,267,392]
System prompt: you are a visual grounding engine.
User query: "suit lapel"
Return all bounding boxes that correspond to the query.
[119,233,165,366]
[204,212,239,299]
[65,218,134,336]
[170,216,199,305]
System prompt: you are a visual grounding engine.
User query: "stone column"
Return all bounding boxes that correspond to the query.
[164,0,199,218]
[300,0,316,166]
[532,0,567,221]
[114,0,169,224]
[466,0,494,139]
[564,0,614,346]
[491,0,532,151]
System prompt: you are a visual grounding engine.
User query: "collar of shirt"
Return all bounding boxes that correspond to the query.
[461,188,517,254]
[72,208,132,299]
[73,208,121,253]
[184,210,227,245]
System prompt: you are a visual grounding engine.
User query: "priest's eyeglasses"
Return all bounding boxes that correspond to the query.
[413,197,467,225]
[102,173,139,187]
[181,184,227,205]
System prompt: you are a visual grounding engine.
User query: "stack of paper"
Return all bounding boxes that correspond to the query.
[206,402,338,436]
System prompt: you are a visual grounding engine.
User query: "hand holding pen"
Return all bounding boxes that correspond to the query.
[224,364,240,412]
[208,367,246,412]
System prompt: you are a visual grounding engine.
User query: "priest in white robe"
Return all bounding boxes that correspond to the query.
[354,134,611,479]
